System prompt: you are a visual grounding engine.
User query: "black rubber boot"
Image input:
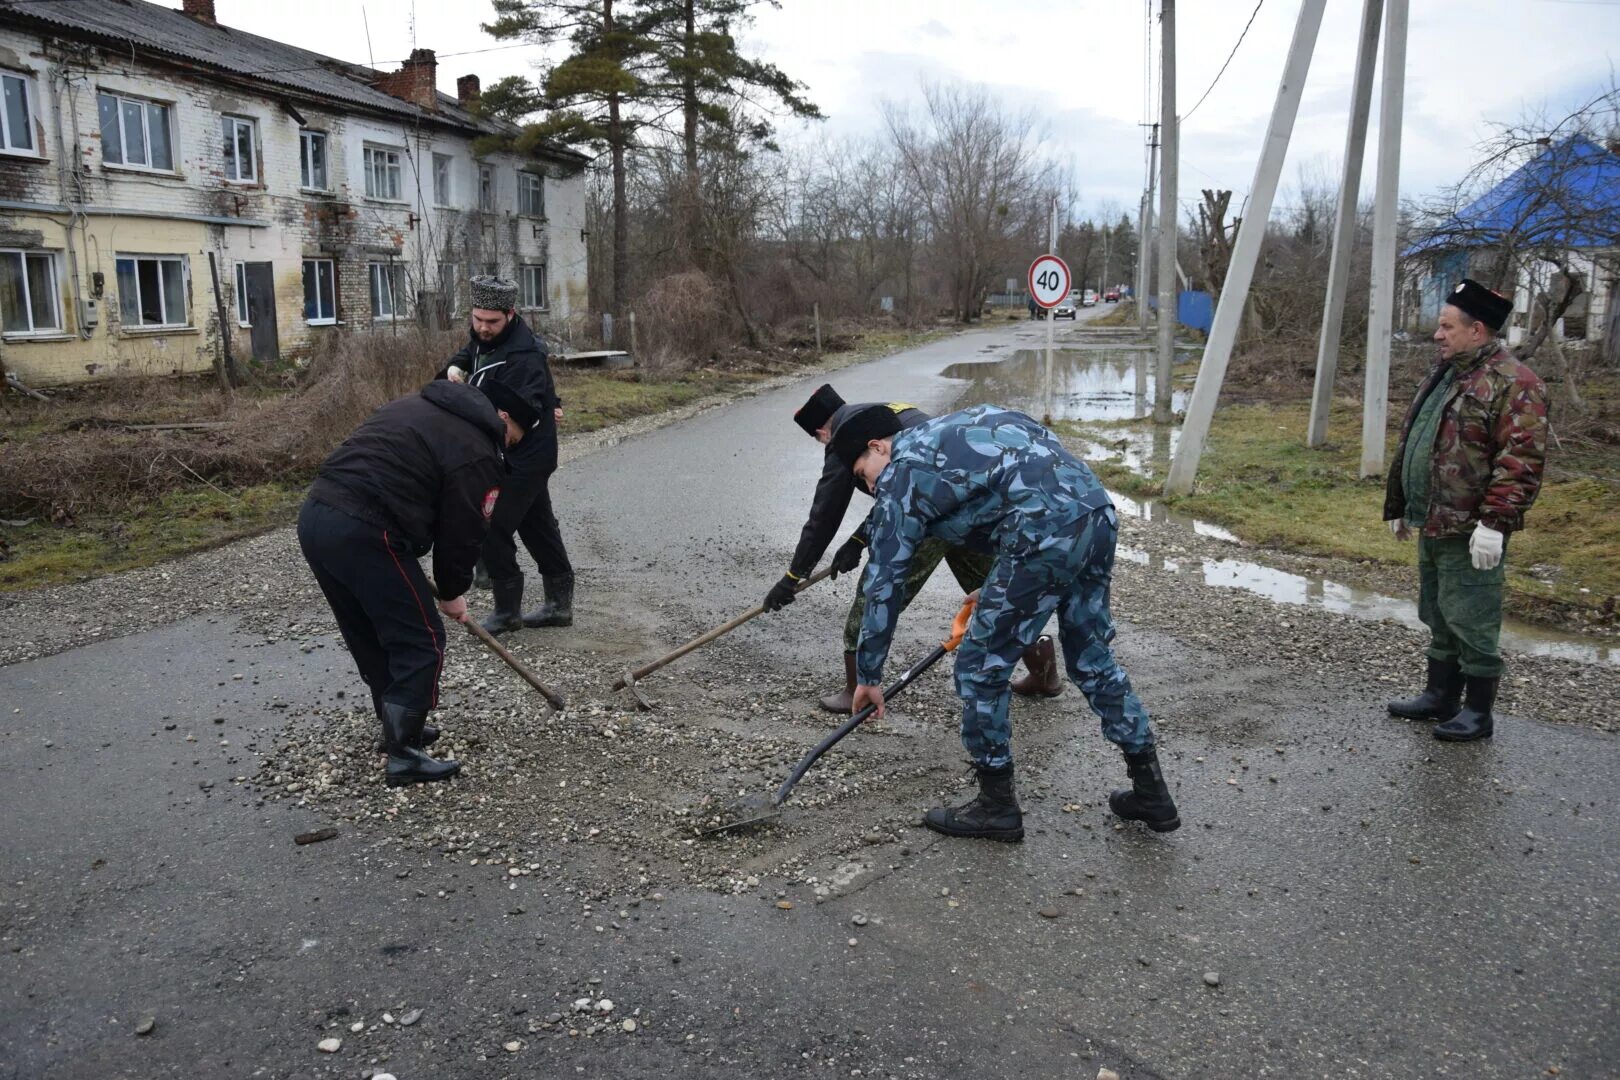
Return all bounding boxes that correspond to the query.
[472,559,493,591]
[481,575,525,635]
[522,572,574,628]
[923,763,1024,842]
[819,651,857,714]
[1433,675,1496,742]
[1010,635,1063,698]
[371,689,437,752]
[1388,658,1463,722]
[1109,748,1181,832]
[381,702,460,787]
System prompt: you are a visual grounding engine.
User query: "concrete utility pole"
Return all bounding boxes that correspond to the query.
[1136,131,1158,336]
[1307,0,1383,448]
[1154,0,1178,424]
[1166,0,1328,495]
[1360,0,1408,478]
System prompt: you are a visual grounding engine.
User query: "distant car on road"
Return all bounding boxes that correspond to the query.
[1082,289,1098,307]
[1052,301,1077,320]
[1104,288,1121,303]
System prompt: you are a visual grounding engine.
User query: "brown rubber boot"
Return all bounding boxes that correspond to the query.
[819,651,857,713]
[1009,635,1062,698]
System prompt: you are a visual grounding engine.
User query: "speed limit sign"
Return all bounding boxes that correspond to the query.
[1028,254,1071,309]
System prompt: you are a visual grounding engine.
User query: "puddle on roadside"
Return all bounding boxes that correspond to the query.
[941,343,1618,668]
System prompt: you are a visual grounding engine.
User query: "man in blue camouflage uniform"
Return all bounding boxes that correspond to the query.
[832,403,1179,842]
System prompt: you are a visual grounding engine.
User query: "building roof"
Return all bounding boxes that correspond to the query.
[0,0,588,165]
[1407,135,1620,257]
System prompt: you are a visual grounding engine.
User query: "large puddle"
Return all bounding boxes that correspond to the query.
[943,344,1617,667]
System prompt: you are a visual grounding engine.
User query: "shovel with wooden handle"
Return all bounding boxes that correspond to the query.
[429,580,566,711]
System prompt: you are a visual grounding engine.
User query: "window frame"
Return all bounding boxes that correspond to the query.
[367,261,408,321]
[220,114,257,184]
[363,144,404,202]
[233,262,251,326]
[302,258,337,325]
[0,70,41,157]
[517,171,544,217]
[432,152,452,207]
[519,264,547,311]
[478,164,494,212]
[299,129,329,191]
[0,248,64,336]
[97,90,176,173]
[115,254,190,330]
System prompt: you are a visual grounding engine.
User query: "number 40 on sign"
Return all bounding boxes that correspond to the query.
[1028,254,1071,309]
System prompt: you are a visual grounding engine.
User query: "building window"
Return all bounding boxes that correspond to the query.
[364,145,403,200]
[433,153,452,206]
[115,255,188,328]
[303,259,336,324]
[0,249,61,334]
[519,264,547,310]
[518,171,543,217]
[368,261,407,320]
[221,116,257,183]
[478,164,494,211]
[97,92,174,171]
[300,130,328,190]
[233,262,250,326]
[1,72,37,154]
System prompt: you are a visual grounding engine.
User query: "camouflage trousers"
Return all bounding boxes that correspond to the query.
[843,538,992,652]
[954,506,1154,767]
[1418,534,1505,678]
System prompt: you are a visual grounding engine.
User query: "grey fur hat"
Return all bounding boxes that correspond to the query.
[470,274,519,312]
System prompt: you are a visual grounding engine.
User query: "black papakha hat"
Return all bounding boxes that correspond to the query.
[478,377,542,431]
[470,274,519,312]
[830,404,903,470]
[1445,279,1513,332]
[794,384,845,437]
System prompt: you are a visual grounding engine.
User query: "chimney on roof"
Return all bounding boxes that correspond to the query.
[182,0,217,24]
[457,74,481,108]
[374,48,439,112]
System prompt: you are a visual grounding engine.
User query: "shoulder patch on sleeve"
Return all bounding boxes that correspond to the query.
[482,487,501,520]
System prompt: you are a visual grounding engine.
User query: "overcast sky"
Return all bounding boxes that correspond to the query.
[189,0,1619,222]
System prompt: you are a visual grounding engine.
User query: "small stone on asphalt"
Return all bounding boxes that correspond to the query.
[1203,971,1221,987]
[134,1016,155,1036]
[317,1037,341,1053]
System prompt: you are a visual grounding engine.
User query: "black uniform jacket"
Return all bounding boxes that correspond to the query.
[437,314,559,473]
[309,381,507,601]
[788,403,930,579]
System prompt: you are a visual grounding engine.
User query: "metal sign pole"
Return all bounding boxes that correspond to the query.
[1045,199,1057,425]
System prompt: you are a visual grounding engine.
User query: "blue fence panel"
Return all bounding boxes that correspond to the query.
[1177,290,1213,333]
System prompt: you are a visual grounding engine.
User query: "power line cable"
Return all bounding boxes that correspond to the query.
[1182,0,1265,123]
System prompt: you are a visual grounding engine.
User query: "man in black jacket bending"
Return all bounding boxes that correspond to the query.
[441,275,574,634]
[298,378,526,786]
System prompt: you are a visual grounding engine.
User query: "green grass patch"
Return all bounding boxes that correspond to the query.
[1055,400,1620,620]
[557,368,769,433]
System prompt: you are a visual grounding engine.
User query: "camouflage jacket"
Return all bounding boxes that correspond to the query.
[1383,342,1548,537]
[855,405,1111,685]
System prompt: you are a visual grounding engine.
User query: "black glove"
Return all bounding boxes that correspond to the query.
[763,573,800,612]
[830,535,865,577]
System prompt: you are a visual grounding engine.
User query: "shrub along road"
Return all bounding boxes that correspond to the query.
[2,321,1616,1079]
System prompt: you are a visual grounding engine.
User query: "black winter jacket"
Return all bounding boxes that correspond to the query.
[437,314,559,471]
[309,381,506,601]
[788,403,929,579]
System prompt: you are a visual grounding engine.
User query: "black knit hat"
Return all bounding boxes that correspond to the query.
[1446,279,1513,332]
[478,377,541,431]
[830,404,903,470]
[794,384,845,437]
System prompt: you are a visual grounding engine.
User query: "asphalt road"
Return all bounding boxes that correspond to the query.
[3,311,1617,1080]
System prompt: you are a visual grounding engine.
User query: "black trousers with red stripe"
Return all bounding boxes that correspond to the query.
[298,498,447,713]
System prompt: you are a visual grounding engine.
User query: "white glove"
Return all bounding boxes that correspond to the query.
[1469,523,1504,570]
[447,365,467,383]
[1388,519,1410,540]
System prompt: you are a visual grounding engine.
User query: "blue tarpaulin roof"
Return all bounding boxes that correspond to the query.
[1406,135,1620,256]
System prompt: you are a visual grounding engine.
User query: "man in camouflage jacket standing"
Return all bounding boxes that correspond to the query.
[1384,279,1548,742]
[832,403,1178,842]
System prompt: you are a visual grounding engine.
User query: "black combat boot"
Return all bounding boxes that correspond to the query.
[1387,658,1463,722]
[371,689,437,752]
[1010,635,1063,698]
[380,702,461,787]
[1109,748,1181,832]
[923,763,1024,842]
[481,575,525,635]
[1433,675,1496,742]
[819,651,857,713]
[522,572,575,628]
[472,559,493,591]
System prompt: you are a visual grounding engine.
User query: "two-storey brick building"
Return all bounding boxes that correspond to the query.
[0,0,589,386]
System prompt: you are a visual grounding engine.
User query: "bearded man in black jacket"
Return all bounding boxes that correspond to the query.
[440,275,576,635]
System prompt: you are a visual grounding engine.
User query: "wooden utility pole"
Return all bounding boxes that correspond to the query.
[1359,0,1408,478]
[1154,0,1178,424]
[1307,0,1383,448]
[1166,0,1328,495]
